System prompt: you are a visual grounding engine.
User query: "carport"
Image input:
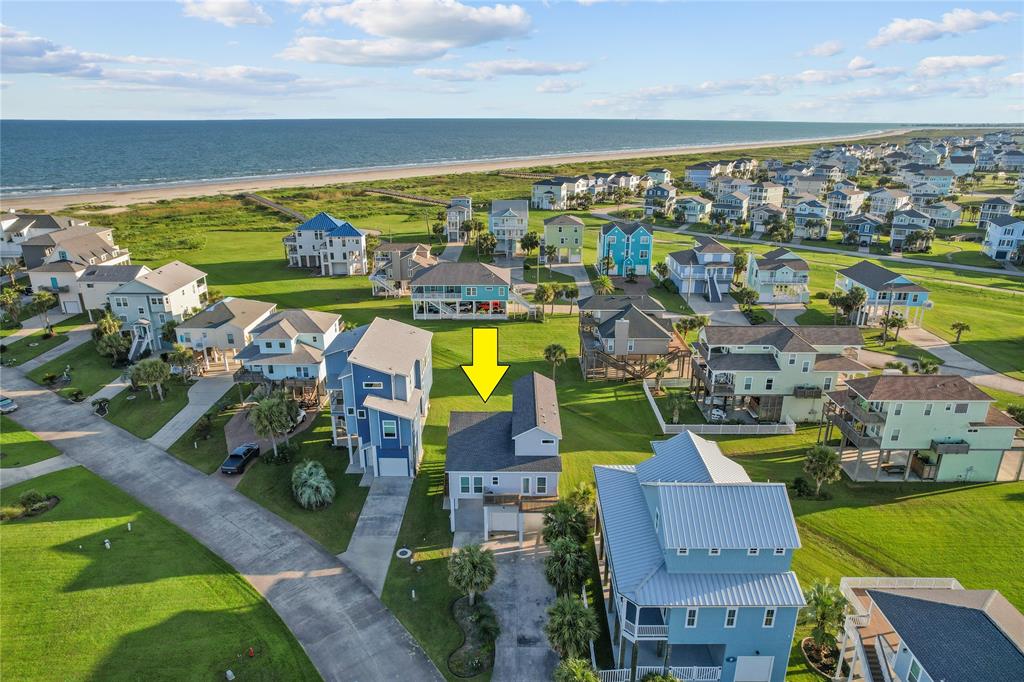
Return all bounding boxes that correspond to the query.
[483,494,558,544]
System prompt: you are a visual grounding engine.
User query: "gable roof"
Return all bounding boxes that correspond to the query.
[543,214,585,227]
[845,374,992,402]
[490,199,529,218]
[1,213,88,235]
[639,432,750,484]
[837,260,928,292]
[597,304,674,340]
[348,318,432,375]
[178,297,276,331]
[702,324,862,352]
[411,262,511,286]
[755,248,808,271]
[985,214,1024,227]
[78,264,149,283]
[296,212,362,238]
[693,235,733,253]
[252,308,340,337]
[577,294,664,313]
[446,411,561,474]
[117,260,206,294]
[601,220,651,236]
[511,372,562,438]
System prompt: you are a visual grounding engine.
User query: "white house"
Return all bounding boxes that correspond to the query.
[826,188,866,221]
[176,297,278,371]
[489,199,530,256]
[676,195,713,224]
[982,214,1024,262]
[531,178,577,210]
[794,199,829,239]
[921,201,962,229]
[283,212,367,276]
[1,212,88,265]
[446,196,473,241]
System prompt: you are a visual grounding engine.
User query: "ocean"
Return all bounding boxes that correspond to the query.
[0,119,909,197]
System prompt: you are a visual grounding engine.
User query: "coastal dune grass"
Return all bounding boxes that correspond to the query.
[0,467,319,681]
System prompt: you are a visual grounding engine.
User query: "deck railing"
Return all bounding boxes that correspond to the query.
[643,380,796,436]
[598,666,722,682]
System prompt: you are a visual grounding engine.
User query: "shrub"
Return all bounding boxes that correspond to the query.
[42,373,58,386]
[554,659,600,682]
[792,476,814,498]
[470,601,501,643]
[291,460,336,510]
[19,489,46,509]
[0,343,7,353]
[69,389,85,402]
[193,415,213,441]
[641,675,676,682]
[662,279,678,294]
[813,291,828,300]
[1007,404,1024,423]
[265,441,296,465]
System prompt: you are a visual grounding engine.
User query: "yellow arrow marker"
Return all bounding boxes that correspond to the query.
[461,328,509,402]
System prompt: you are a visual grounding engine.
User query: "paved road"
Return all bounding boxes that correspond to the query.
[2,371,442,681]
[147,373,234,450]
[899,327,1024,394]
[550,262,594,299]
[338,477,413,597]
[0,454,78,489]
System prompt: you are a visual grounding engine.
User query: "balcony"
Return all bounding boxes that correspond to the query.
[828,391,886,424]
[690,359,735,396]
[929,439,970,455]
[282,234,297,244]
[828,413,882,448]
[37,284,70,293]
[794,385,823,399]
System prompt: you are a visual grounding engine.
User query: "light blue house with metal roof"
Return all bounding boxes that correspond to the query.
[594,431,803,682]
[597,221,654,277]
[283,211,367,276]
[323,317,433,478]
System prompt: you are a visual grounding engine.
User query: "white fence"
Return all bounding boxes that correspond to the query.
[642,380,796,436]
[598,666,722,682]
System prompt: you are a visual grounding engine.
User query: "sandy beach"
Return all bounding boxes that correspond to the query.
[3,128,910,213]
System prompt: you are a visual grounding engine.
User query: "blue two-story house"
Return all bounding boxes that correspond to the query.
[323,318,433,478]
[594,431,803,682]
[665,236,735,303]
[597,221,654,277]
[834,260,931,327]
[410,262,518,320]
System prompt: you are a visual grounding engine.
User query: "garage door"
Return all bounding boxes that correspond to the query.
[62,299,81,314]
[376,456,409,477]
[488,508,518,532]
[635,264,648,275]
[735,656,774,682]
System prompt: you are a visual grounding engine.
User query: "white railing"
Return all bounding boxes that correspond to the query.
[642,380,797,436]
[599,671,630,682]
[839,576,962,613]
[598,667,722,682]
[636,625,669,637]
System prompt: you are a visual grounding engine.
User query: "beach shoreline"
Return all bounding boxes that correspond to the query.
[2,127,913,213]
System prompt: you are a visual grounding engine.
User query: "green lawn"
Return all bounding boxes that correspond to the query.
[0,313,90,366]
[860,328,944,366]
[522,256,576,285]
[167,383,255,474]
[0,467,319,680]
[653,386,704,425]
[104,377,192,439]
[0,415,62,468]
[236,412,368,554]
[26,340,122,400]
[646,282,695,315]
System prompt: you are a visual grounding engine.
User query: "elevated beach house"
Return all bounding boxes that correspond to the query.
[594,431,804,682]
[234,308,341,402]
[531,177,577,210]
[711,191,749,225]
[748,204,786,234]
[540,214,584,264]
[446,372,561,540]
[324,318,432,478]
[981,214,1024,263]
[691,325,867,424]
[843,213,885,247]
[745,248,809,303]
[834,260,931,327]
[826,187,866,221]
[411,262,521,320]
[489,199,530,256]
[676,196,712,224]
[446,196,473,242]
[577,295,687,381]
[979,196,1013,223]
[665,236,735,303]
[107,260,208,360]
[283,212,367,276]
[597,221,654,276]
[867,187,911,216]
[793,198,829,239]
[176,297,277,371]
[2,212,91,266]
[835,576,1024,682]
[644,183,677,217]
[821,374,1022,483]
[369,242,437,297]
[889,209,933,252]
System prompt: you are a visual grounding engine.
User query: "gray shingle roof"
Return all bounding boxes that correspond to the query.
[490,199,529,217]
[411,262,511,286]
[601,220,651,236]
[347,318,432,375]
[836,260,928,293]
[252,308,340,336]
[445,412,562,474]
[597,305,673,340]
[179,297,276,331]
[702,325,863,353]
[543,214,585,227]
[845,375,992,402]
[511,372,562,438]
[126,260,207,295]
[78,264,149,283]
[577,295,664,313]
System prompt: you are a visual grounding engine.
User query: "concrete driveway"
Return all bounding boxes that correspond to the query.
[0,454,77,489]
[2,370,441,681]
[687,295,749,326]
[148,373,234,450]
[338,476,413,597]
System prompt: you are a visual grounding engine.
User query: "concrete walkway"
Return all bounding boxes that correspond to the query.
[147,373,234,450]
[439,240,465,262]
[338,476,413,597]
[90,374,131,402]
[0,454,78,489]
[18,327,94,373]
[3,309,75,344]
[900,327,1024,394]
[551,262,594,298]
[1,370,441,681]
[687,294,748,326]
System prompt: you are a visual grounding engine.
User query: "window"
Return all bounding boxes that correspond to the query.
[521,478,531,494]
[346,407,355,416]
[709,548,721,556]
[498,287,506,297]
[264,342,273,349]
[627,339,635,352]
[890,429,901,441]
[278,342,286,349]
[473,477,483,494]
[466,287,477,297]
[724,609,737,628]
[908,660,922,682]
[267,365,275,375]
[382,420,398,439]
[954,403,968,414]
[676,548,689,556]
[685,609,698,628]
[491,476,499,486]
[801,360,810,373]
[788,354,796,365]
[654,510,659,532]
[639,250,648,260]
[774,548,785,556]
[541,439,555,444]
[362,381,384,390]
[748,548,760,556]
[536,477,547,494]
[823,377,833,391]
[743,377,753,391]
[640,236,650,244]
[357,409,367,419]
[460,476,470,494]
[763,608,776,628]
[924,403,932,416]
[894,403,903,416]
[226,333,235,344]
[606,235,616,244]
[765,377,774,390]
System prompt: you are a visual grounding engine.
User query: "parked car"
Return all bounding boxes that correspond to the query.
[0,395,18,414]
[287,408,307,433]
[220,443,259,475]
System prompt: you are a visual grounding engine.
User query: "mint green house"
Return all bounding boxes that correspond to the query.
[822,374,1022,483]
[540,214,584,264]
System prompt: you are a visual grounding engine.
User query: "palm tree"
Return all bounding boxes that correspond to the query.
[950,320,970,344]
[542,500,588,544]
[599,254,615,276]
[545,596,599,659]
[544,343,568,380]
[521,231,540,261]
[803,444,841,497]
[878,312,897,345]
[563,284,579,314]
[533,283,555,316]
[649,357,670,393]
[31,290,56,331]
[652,261,669,286]
[888,313,907,342]
[248,395,289,459]
[291,460,336,510]
[544,244,558,269]
[95,308,121,338]
[673,315,707,344]
[544,537,591,595]
[168,343,195,379]
[803,581,849,653]
[553,658,600,682]
[447,543,496,606]
[827,291,845,325]
[593,275,614,295]
[913,358,940,375]
[840,286,867,323]
[732,250,748,282]
[0,287,23,326]
[1,262,19,288]
[131,358,171,401]
[96,332,129,366]
[566,481,595,529]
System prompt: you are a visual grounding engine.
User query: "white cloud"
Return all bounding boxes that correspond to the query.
[536,79,582,94]
[914,55,1007,77]
[181,0,272,27]
[414,59,586,81]
[847,56,874,71]
[278,36,447,66]
[799,40,844,57]
[1005,72,1024,86]
[869,8,1016,48]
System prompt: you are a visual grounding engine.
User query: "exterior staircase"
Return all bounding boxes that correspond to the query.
[508,287,540,319]
[127,324,151,362]
[706,275,723,303]
[370,268,402,297]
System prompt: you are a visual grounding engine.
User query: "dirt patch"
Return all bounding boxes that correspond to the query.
[447,596,499,678]
[800,637,840,679]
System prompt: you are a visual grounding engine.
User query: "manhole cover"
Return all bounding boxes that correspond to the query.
[396,547,412,559]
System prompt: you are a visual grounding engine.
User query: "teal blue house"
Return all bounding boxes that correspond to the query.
[598,221,654,276]
[594,431,803,682]
[410,262,513,320]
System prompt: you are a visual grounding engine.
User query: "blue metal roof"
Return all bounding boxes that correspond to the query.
[296,211,362,237]
[641,432,751,484]
[594,464,663,594]
[868,590,1024,681]
[634,570,805,608]
[654,483,801,550]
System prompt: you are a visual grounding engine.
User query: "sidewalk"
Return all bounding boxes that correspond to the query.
[3,309,76,344]
[439,240,464,262]
[18,327,94,373]
[0,454,78,489]
[147,373,234,450]
[338,476,413,597]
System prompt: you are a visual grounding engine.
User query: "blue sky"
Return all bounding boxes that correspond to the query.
[1,1,1021,122]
